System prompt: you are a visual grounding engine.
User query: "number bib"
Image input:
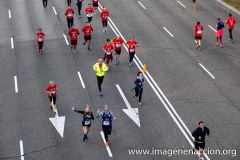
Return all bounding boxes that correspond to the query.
[130,48,135,52]
[85,120,91,125]
[116,43,121,47]
[197,30,202,34]
[106,51,111,55]
[87,13,93,17]
[103,121,110,125]
[38,37,43,41]
[50,90,56,94]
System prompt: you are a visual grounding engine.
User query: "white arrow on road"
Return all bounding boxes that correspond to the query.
[49,107,65,138]
[116,84,140,127]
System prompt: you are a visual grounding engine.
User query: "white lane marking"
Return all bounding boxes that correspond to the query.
[63,33,69,45]
[208,25,217,32]
[98,3,210,160]
[52,7,57,15]
[14,76,18,93]
[138,1,146,9]
[100,131,113,157]
[177,1,186,8]
[20,140,24,160]
[199,63,215,79]
[77,71,85,88]
[8,10,11,18]
[116,84,140,127]
[11,37,14,49]
[163,27,174,37]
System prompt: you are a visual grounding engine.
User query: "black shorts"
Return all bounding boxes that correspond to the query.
[84,36,91,41]
[71,40,77,46]
[82,121,91,127]
[93,2,98,7]
[194,141,205,150]
[115,49,121,55]
[195,36,202,40]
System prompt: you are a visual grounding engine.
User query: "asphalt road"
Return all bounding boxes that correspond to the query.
[0,0,240,160]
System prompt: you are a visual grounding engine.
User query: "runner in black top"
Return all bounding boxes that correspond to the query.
[72,105,94,141]
[192,121,210,160]
[132,71,145,106]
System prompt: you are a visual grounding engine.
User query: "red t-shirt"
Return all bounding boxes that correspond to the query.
[69,28,80,41]
[103,44,114,55]
[100,10,109,21]
[194,24,204,37]
[36,32,45,42]
[65,8,74,19]
[93,0,98,3]
[112,37,123,50]
[85,7,94,14]
[82,25,93,36]
[46,84,57,97]
[127,40,138,53]
[226,17,236,29]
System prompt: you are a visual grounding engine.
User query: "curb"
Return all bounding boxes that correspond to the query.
[216,0,240,15]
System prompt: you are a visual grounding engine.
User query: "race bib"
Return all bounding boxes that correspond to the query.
[103,121,110,125]
[106,51,111,55]
[68,13,73,17]
[87,13,93,17]
[85,121,91,125]
[50,90,56,94]
[38,37,43,41]
[116,43,121,47]
[130,48,135,52]
[197,30,202,34]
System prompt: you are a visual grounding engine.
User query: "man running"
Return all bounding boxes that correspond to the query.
[96,104,115,146]
[65,5,74,29]
[127,36,139,67]
[72,105,94,141]
[69,25,80,54]
[93,58,108,96]
[82,22,93,51]
[216,18,224,48]
[194,21,204,51]
[85,4,95,23]
[112,35,124,65]
[193,0,197,10]
[132,71,144,106]
[192,121,210,160]
[100,7,109,32]
[46,80,58,114]
[103,39,114,70]
[42,0,48,10]
[92,0,98,12]
[225,13,236,43]
[36,28,45,54]
[76,0,83,18]
[67,0,71,6]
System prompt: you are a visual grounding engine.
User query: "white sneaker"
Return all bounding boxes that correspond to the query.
[103,28,105,32]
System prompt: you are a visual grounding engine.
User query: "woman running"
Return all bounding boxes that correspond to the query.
[36,28,45,54]
[132,71,144,106]
[72,104,94,141]
[103,39,114,70]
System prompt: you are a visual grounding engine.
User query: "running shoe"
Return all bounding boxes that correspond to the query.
[138,102,142,106]
[88,47,91,51]
[129,63,132,67]
[79,15,81,18]
[105,141,109,146]
[220,44,223,48]
[115,61,118,65]
[231,39,234,43]
[83,42,86,45]
[198,46,201,51]
[103,28,105,32]
[216,42,219,46]
[99,92,103,97]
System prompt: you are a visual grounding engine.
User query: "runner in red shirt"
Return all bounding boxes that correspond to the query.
[65,5,74,29]
[69,25,80,54]
[103,39,114,70]
[36,28,45,54]
[100,7,109,32]
[194,21,204,50]
[82,22,93,51]
[92,0,98,12]
[46,80,58,114]
[112,35,124,65]
[225,13,236,43]
[127,36,139,66]
[85,4,95,23]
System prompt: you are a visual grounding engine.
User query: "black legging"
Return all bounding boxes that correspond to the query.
[229,29,233,40]
[77,1,82,15]
[43,0,47,8]
[49,96,56,105]
[67,18,74,29]
[38,42,43,50]
[129,52,135,63]
[102,125,112,142]
[87,17,93,23]
[97,76,104,92]
[102,21,107,27]
[135,88,143,102]
[67,0,71,6]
